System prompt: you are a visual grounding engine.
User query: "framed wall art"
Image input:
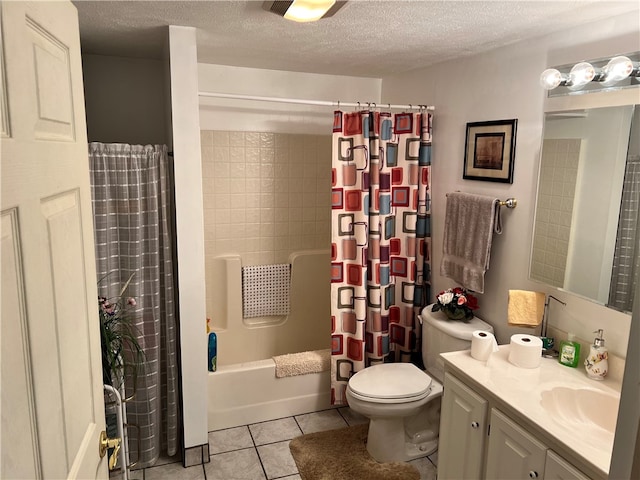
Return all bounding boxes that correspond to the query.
[463,119,517,183]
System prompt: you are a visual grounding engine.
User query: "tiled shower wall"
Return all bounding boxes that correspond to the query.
[530,138,581,287]
[200,131,332,267]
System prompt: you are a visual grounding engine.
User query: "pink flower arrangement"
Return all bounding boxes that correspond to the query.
[432,287,479,321]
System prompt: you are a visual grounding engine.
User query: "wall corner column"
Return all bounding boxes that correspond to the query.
[167,25,208,456]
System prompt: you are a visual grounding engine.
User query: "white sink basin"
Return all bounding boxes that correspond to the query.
[540,387,619,435]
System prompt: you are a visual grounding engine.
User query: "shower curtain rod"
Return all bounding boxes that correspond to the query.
[198,91,434,111]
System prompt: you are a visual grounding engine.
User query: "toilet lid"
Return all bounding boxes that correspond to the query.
[348,363,432,400]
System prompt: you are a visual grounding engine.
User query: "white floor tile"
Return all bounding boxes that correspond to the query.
[295,409,347,434]
[127,469,144,480]
[152,453,182,467]
[144,462,205,480]
[256,440,299,479]
[205,448,266,480]
[134,409,440,480]
[249,417,302,446]
[409,456,438,480]
[209,426,254,454]
[338,406,369,426]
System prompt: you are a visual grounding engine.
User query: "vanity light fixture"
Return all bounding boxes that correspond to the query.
[540,52,640,95]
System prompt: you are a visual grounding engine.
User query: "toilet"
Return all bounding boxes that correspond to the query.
[345,304,494,463]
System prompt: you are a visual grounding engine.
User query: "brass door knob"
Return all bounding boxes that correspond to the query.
[99,431,121,470]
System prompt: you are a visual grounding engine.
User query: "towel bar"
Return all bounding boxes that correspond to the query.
[446,192,518,209]
[499,198,517,208]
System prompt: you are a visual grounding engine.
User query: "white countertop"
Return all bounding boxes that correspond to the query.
[441,345,622,476]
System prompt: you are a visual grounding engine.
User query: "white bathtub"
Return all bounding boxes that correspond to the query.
[207,358,333,431]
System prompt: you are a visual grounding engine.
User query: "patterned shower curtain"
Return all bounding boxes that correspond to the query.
[89,143,179,467]
[608,154,640,312]
[330,110,433,404]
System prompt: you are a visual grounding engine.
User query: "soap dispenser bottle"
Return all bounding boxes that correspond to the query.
[558,333,581,368]
[584,329,608,380]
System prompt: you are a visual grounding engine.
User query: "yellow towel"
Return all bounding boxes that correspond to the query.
[508,290,545,327]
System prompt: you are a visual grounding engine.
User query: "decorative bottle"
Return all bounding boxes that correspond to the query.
[208,332,217,372]
[584,329,608,380]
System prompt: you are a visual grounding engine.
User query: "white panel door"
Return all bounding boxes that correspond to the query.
[0,1,107,479]
[438,372,488,480]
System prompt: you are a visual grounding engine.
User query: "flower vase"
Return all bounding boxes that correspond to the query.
[443,308,467,321]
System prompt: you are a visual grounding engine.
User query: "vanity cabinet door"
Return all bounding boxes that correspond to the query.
[485,408,547,479]
[544,450,590,480]
[438,373,488,480]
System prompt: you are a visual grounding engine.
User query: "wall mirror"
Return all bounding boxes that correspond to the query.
[530,97,639,314]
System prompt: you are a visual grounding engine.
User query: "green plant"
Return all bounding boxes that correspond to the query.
[99,273,145,393]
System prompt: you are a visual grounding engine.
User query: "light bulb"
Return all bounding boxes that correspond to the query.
[284,0,336,22]
[568,62,596,90]
[540,69,563,90]
[602,56,635,86]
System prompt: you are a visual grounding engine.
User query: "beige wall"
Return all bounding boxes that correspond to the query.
[200,130,332,365]
[200,130,331,267]
[198,64,381,134]
[82,54,168,145]
[380,12,637,356]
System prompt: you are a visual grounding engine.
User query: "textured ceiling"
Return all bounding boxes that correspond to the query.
[73,1,640,78]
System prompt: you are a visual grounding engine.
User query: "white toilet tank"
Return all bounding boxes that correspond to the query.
[420,304,494,383]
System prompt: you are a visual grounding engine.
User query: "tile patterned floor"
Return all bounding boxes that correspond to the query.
[115,407,438,480]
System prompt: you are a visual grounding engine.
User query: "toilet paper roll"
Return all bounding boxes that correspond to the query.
[470,330,499,362]
[508,334,543,369]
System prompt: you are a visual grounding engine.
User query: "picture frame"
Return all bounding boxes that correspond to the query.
[463,119,517,183]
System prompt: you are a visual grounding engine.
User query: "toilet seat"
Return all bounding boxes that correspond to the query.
[348,363,432,404]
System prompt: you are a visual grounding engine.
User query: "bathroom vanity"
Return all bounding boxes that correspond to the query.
[438,346,621,479]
